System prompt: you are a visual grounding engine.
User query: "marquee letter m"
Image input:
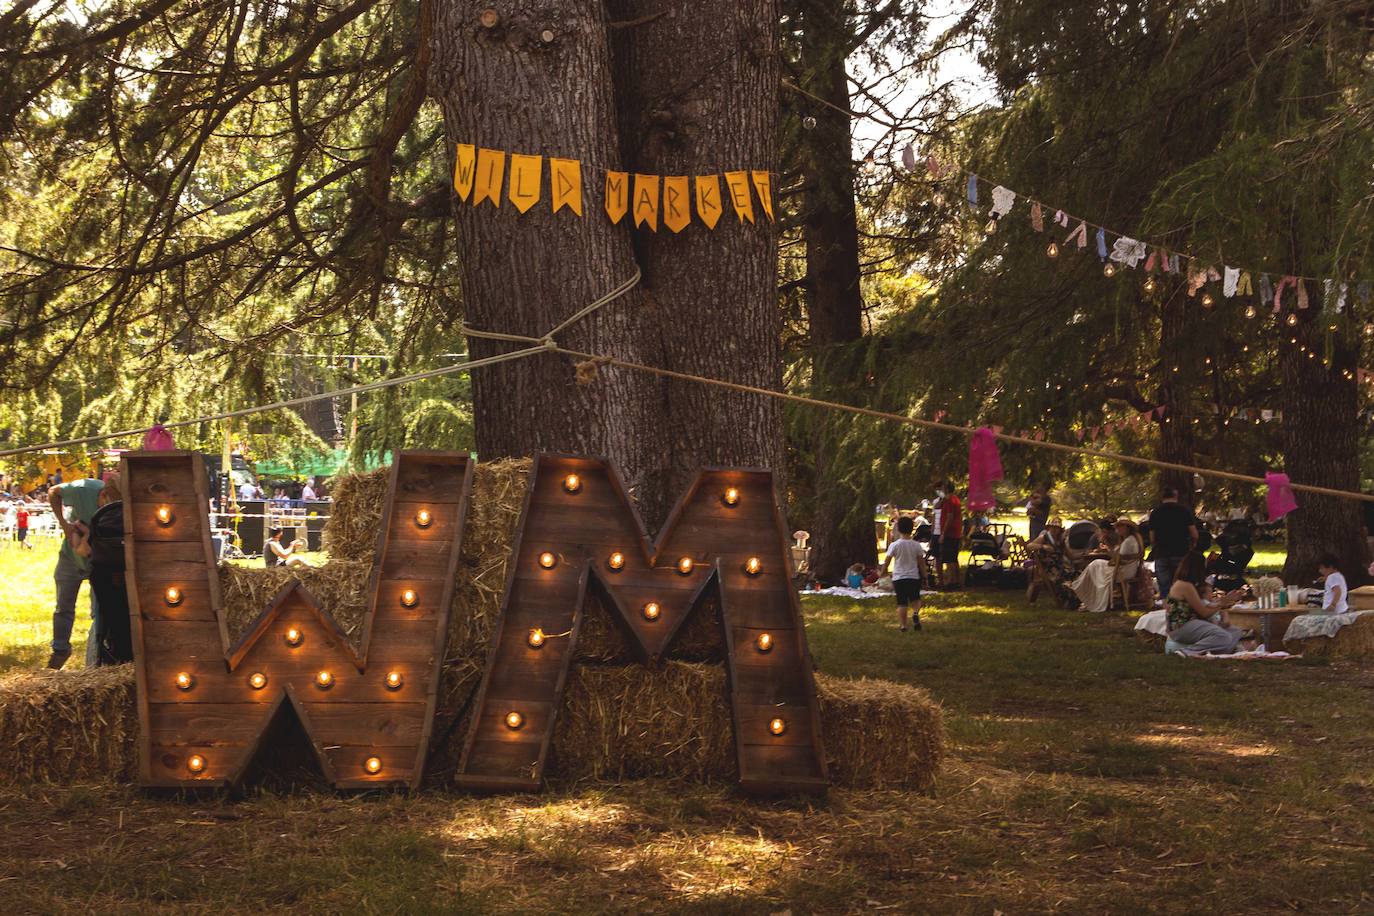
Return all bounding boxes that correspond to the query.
[456,454,828,795]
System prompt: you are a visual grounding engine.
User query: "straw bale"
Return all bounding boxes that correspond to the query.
[322,466,390,561]
[0,666,137,785]
[1285,613,1374,660]
[814,672,944,791]
[219,560,373,645]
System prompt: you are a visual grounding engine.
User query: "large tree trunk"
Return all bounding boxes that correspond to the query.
[794,0,875,582]
[429,2,669,507]
[607,0,785,525]
[1280,286,1368,584]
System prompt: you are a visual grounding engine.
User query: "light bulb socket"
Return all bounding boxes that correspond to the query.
[365,757,383,775]
[249,673,268,690]
[414,509,433,529]
[186,754,206,774]
[155,507,175,527]
[385,672,404,690]
[607,552,625,571]
[538,551,557,569]
[315,671,333,689]
[642,602,661,621]
[505,711,524,730]
[400,589,419,608]
[563,474,582,493]
[769,718,786,736]
[284,629,303,647]
[164,587,183,607]
[676,557,694,575]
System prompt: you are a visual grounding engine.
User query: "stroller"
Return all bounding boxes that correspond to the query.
[1063,520,1102,572]
[964,522,1014,587]
[1210,519,1255,592]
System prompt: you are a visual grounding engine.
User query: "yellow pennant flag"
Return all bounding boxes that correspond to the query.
[473,148,505,207]
[550,158,583,216]
[662,176,690,233]
[750,170,774,221]
[694,174,723,230]
[605,171,629,224]
[724,171,754,223]
[632,174,659,231]
[453,144,476,201]
[508,154,542,213]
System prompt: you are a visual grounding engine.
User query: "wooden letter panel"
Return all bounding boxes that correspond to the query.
[123,450,472,789]
[456,454,828,795]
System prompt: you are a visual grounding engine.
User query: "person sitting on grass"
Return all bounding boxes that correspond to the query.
[881,516,927,632]
[1317,554,1348,615]
[266,527,310,568]
[1165,552,1256,655]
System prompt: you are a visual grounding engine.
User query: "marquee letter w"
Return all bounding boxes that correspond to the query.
[123,451,471,789]
[455,455,828,795]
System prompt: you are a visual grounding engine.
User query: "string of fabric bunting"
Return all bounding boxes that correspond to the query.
[452,143,774,231]
[903,150,1374,322]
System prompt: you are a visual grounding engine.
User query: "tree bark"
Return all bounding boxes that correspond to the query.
[428,1,669,508]
[607,0,785,525]
[1279,287,1368,584]
[793,0,875,582]
[1155,288,1198,505]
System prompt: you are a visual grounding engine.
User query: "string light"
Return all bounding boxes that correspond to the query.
[385,671,404,690]
[365,757,383,775]
[316,670,333,689]
[414,508,432,528]
[1102,262,1116,278]
[175,672,194,691]
[563,474,581,493]
[676,556,694,575]
[400,588,419,608]
[186,754,206,774]
[984,218,998,235]
[164,587,183,606]
[1143,277,1157,293]
[755,633,773,653]
[249,672,267,689]
[722,487,740,507]
[1201,293,1214,308]
[1244,304,1257,319]
[642,602,661,621]
[505,711,524,730]
[932,191,945,206]
[769,718,787,736]
[744,557,762,576]
[285,627,303,647]
[1046,242,1059,258]
[527,628,546,648]
[607,551,626,570]
[1286,312,1299,326]
[155,505,174,526]
[538,551,557,569]
[1364,324,1373,336]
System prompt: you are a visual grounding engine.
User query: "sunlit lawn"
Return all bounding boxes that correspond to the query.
[0,537,89,669]
[7,545,1374,912]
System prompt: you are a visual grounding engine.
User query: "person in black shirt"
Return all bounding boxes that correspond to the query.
[1149,486,1198,599]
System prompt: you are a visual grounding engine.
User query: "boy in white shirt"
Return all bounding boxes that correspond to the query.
[1317,554,1348,614]
[882,516,928,632]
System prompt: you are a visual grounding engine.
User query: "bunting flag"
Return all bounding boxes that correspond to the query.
[967,427,1004,512]
[1265,472,1298,522]
[450,143,773,231]
[1067,221,1088,249]
[1030,202,1043,232]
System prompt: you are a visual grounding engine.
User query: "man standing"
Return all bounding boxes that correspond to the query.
[940,480,964,589]
[47,474,105,669]
[1148,485,1197,599]
[1026,487,1052,541]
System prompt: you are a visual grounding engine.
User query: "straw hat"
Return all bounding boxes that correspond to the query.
[1047,516,1064,528]
[1114,516,1137,529]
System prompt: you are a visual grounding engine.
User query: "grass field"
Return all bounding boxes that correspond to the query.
[5,545,1374,912]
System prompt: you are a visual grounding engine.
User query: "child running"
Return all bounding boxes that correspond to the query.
[882,516,927,631]
[15,503,30,549]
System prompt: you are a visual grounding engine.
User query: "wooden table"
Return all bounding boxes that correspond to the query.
[1224,605,1303,649]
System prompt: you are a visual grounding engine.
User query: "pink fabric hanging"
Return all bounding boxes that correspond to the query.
[142,424,175,450]
[967,426,1004,511]
[1265,472,1298,521]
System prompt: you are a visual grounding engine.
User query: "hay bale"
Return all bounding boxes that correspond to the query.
[1285,614,1374,660]
[219,560,373,645]
[0,666,137,785]
[549,662,944,791]
[322,466,390,561]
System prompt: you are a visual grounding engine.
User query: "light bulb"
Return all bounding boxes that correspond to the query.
[186,754,206,774]
[744,557,762,576]
[722,487,740,507]
[285,627,303,647]
[1046,241,1059,258]
[607,551,625,570]
[316,670,333,689]
[1364,324,1373,337]
[505,711,524,730]
[164,587,182,606]
[1103,262,1116,278]
[385,671,403,690]
[984,218,998,235]
[1286,312,1298,326]
[1201,293,1214,308]
[175,672,194,690]
[414,508,432,528]
[642,602,661,621]
[1244,305,1257,319]
[563,474,581,493]
[932,191,945,206]
[155,505,174,526]
[527,628,546,648]
[802,115,817,130]
[769,717,786,736]
[538,551,557,569]
[1143,277,1156,293]
[400,588,419,608]
[249,672,267,690]
[755,633,773,653]
[364,756,382,775]
[677,556,694,575]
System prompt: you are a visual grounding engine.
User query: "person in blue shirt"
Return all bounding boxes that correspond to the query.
[46,476,105,669]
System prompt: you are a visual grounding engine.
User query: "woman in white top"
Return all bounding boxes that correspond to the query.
[1317,554,1349,614]
[1071,517,1144,612]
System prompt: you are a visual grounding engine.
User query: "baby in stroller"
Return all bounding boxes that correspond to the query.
[1208,519,1255,592]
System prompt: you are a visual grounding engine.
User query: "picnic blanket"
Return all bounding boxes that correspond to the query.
[1138,610,1297,659]
[1174,646,1297,660]
[801,586,892,600]
[1283,609,1374,641]
[1135,609,1168,636]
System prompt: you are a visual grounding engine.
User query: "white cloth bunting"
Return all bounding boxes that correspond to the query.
[1109,236,1147,267]
[1224,267,1240,297]
[989,185,1016,219]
